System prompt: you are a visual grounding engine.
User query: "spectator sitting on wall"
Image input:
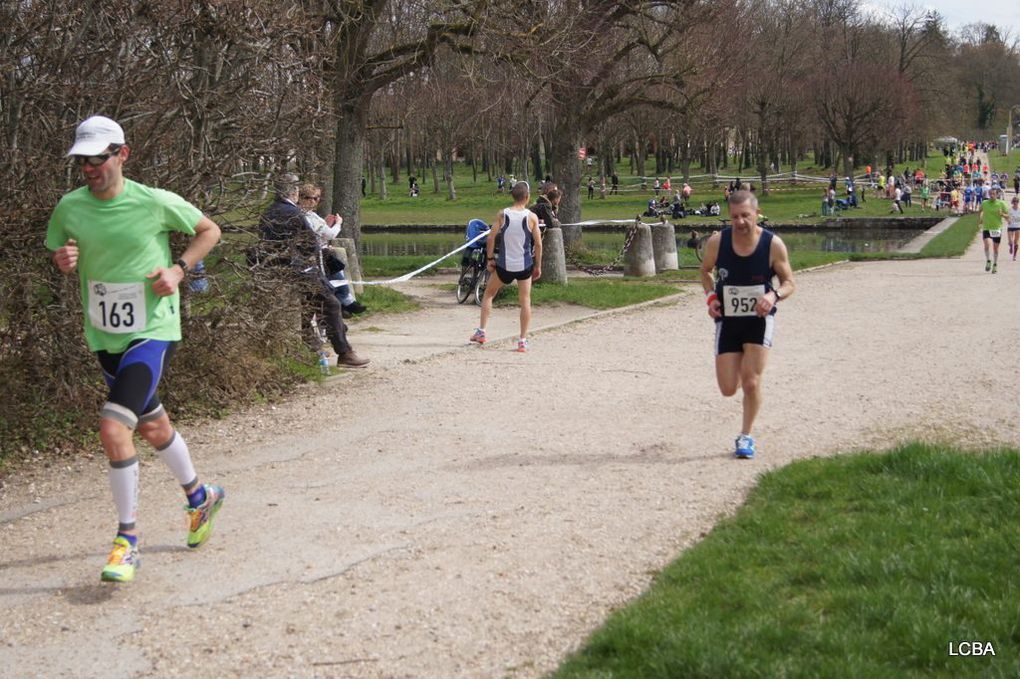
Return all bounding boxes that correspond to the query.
[530,186,561,230]
[297,183,366,317]
[260,174,369,368]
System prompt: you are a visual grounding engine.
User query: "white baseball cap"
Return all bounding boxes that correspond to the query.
[66,116,125,156]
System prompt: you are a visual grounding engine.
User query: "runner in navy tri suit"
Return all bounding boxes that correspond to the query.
[700,190,796,459]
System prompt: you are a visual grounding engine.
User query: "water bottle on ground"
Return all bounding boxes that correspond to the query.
[318,349,331,376]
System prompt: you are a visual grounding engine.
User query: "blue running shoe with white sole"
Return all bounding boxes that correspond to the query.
[734,435,756,459]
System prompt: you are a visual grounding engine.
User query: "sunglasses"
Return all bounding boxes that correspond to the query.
[74,146,122,167]
[301,194,322,201]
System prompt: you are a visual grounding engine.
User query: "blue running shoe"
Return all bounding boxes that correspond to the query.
[734,435,756,459]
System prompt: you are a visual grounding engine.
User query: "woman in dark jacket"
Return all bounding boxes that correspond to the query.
[530,187,561,230]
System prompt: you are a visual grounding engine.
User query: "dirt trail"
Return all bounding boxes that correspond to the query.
[2,239,1019,677]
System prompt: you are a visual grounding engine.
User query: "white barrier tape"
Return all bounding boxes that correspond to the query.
[558,218,642,227]
[613,172,876,186]
[340,229,490,286]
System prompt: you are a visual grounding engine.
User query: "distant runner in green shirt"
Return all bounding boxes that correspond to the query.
[978,187,1009,273]
[47,116,225,583]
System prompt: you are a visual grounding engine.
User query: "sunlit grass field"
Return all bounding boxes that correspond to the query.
[553,443,1020,678]
[360,153,950,227]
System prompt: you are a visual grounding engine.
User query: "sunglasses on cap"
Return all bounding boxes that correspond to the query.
[74,145,122,167]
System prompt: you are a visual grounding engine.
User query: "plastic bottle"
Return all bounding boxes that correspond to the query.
[318,350,331,376]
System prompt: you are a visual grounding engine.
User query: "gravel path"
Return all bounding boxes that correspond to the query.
[2,237,1019,677]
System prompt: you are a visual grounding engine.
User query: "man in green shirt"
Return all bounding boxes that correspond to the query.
[47,116,225,583]
[978,187,1009,273]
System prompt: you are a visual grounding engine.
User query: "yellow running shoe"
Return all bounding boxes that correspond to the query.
[100,536,139,583]
[186,484,225,548]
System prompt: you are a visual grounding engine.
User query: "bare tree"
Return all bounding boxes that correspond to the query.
[481,0,727,227]
[297,0,483,244]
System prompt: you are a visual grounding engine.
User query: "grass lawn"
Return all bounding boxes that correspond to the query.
[360,156,941,228]
[516,278,682,309]
[355,283,421,315]
[553,443,1020,678]
[385,213,978,312]
[988,147,1020,175]
[920,213,980,258]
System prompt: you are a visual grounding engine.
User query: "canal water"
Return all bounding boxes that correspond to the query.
[360,226,926,258]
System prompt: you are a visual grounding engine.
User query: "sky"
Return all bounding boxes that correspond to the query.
[860,0,1020,39]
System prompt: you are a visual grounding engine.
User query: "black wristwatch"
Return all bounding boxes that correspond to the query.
[176,258,189,274]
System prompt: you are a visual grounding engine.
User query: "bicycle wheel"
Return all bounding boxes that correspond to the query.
[474,268,490,306]
[456,265,476,304]
[693,235,710,262]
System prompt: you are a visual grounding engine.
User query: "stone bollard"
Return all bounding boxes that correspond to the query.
[561,223,583,253]
[540,228,568,285]
[623,223,656,277]
[650,221,679,271]
[333,237,364,294]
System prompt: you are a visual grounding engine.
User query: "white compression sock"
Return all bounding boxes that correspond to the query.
[108,457,140,531]
[156,430,198,489]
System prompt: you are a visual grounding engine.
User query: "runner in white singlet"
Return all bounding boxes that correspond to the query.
[469,181,543,352]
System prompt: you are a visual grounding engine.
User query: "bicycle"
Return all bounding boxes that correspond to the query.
[456,247,490,306]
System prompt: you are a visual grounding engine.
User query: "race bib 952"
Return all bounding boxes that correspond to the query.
[723,284,765,317]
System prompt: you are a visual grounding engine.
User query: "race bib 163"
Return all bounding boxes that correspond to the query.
[88,281,146,333]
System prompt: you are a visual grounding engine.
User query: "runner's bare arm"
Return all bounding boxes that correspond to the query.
[178,216,222,271]
[531,213,542,280]
[770,235,795,302]
[700,233,722,319]
[148,216,222,297]
[486,213,504,270]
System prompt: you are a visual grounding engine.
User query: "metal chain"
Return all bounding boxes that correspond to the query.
[565,216,644,276]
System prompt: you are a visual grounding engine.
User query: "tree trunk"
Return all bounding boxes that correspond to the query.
[549,124,583,228]
[332,95,370,246]
[391,130,400,184]
[757,125,769,194]
[378,140,387,200]
[633,135,646,183]
[531,139,543,181]
[680,138,693,183]
[444,150,456,201]
[405,128,413,179]
[368,142,376,195]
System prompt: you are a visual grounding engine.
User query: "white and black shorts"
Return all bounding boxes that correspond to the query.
[714,316,775,356]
